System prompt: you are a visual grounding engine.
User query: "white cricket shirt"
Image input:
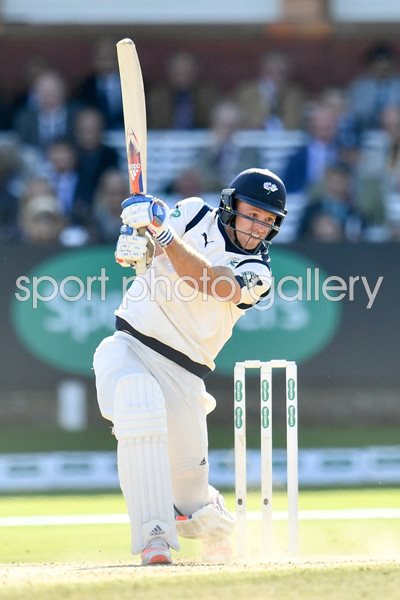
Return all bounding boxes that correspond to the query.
[115,198,272,376]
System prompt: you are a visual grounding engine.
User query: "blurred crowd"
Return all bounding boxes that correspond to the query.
[1,38,400,246]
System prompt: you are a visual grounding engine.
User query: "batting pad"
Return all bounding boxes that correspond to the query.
[113,374,179,554]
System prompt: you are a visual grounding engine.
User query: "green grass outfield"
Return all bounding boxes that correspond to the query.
[1,425,400,453]
[0,489,399,599]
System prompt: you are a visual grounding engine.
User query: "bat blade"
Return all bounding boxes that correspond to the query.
[116,38,147,196]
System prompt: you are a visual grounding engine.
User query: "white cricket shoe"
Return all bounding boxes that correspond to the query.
[141,538,172,566]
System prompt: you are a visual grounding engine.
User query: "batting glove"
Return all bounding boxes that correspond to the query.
[121,194,153,229]
[115,225,154,273]
[121,195,174,247]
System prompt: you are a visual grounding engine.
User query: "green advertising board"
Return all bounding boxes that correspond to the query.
[216,247,341,371]
[12,246,341,376]
[12,247,124,375]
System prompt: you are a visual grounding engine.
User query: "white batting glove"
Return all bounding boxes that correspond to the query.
[121,194,153,229]
[121,195,174,247]
[147,197,174,247]
[115,225,149,269]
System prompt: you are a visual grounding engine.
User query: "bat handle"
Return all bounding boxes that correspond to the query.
[134,258,147,275]
[134,226,148,275]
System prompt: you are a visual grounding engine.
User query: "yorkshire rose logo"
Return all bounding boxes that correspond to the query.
[263,182,278,193]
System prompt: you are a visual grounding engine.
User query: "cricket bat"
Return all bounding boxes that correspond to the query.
[116,38,150,274]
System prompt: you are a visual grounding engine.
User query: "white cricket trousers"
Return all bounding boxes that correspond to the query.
[93,330,216,515]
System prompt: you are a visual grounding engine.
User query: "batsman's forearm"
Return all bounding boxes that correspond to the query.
[163,236,211,276]
[162,236,240,302]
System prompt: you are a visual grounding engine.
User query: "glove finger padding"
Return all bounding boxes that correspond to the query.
[115,225,149,268]
[121,195,153,229]
[120,194,174,249]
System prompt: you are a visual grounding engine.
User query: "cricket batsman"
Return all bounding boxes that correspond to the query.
[93,168,287,565]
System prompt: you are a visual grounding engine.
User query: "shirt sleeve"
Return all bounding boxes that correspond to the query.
[168,197,208,238]
[232,258,272,310]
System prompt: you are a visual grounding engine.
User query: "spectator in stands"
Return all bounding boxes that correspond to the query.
[73,107,120,211]
[75,38,124,129]
[44,138,80,220]
[196,99,259,192]
[347,43,400,133]
[0,140,24,242]
[320,87,360,165]
[147,51,220,129]
[19,177,55,207]
[18,194,67,245]
[13,70,76,151]
[9,56,51,121]
[298,162,363,242]
[356,104,400,240]
[19,175,90,247]
[304,213,346,242]
[0,85,11,130]
[235,51,306,130]
[281,102,349,195]
[163,167,206,206]
[92,169,129,243]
